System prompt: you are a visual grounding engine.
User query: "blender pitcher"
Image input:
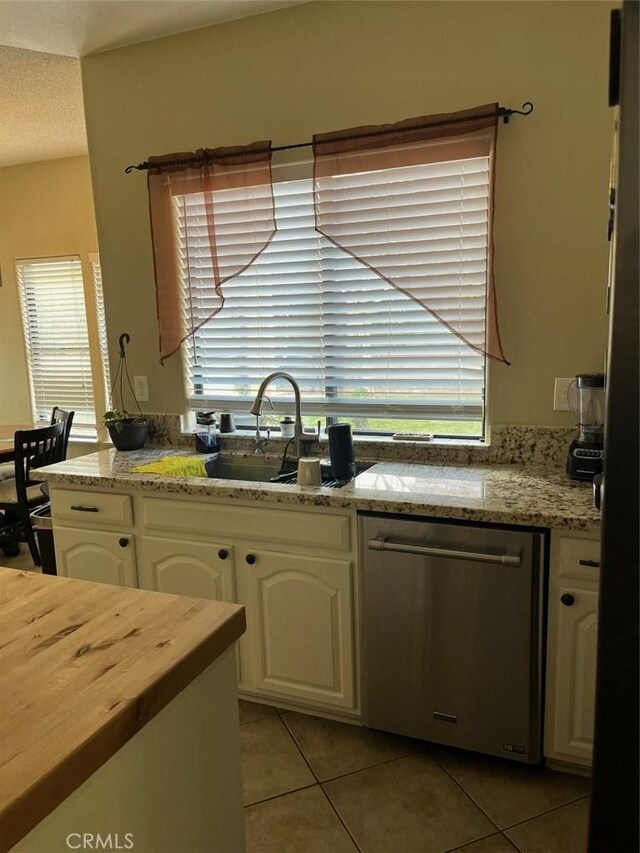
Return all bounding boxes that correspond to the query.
[566,373,605,480]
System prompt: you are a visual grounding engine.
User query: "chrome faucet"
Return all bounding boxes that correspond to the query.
[250,372,311,458]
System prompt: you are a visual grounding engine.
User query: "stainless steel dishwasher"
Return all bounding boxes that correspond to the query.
[360,513,545,763]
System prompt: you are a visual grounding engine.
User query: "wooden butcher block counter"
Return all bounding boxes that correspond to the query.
[0,568,246,853]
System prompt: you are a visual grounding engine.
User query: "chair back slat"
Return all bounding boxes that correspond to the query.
[50,407,75,460]
[14,422,66,491]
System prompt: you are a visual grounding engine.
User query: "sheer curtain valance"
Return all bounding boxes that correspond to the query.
[147,105,507,365]
[147,142,275,363]
[313,103,508,363]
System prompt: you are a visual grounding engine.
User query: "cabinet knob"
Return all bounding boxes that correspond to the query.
[245,554,256,565]
[560,593,575,607]
[118,537,129,548]
[218,549,229,560]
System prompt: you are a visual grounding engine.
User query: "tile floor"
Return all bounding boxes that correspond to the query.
[239,701,591,853]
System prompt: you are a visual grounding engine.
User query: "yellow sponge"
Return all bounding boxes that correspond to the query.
[132,456,207,478]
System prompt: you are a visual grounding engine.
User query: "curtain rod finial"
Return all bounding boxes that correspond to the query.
[501,101,534,124]
[124,161,149,174]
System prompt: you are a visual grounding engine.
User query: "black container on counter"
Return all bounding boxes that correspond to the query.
[327,423,356,483]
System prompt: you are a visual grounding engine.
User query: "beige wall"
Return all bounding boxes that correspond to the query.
[81,0,615,426]
[0,156,100,424]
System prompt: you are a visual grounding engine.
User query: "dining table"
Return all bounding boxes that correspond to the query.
[0,424,38,463]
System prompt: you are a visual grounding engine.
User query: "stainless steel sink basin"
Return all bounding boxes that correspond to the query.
[204,454,370,487]
[204,455,294,483]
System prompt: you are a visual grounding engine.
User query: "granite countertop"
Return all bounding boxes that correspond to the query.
[35,448,600,531]
[0,568,245,853]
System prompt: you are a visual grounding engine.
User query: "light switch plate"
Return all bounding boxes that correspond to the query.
[553,377,573,411]
[133,376,149,402]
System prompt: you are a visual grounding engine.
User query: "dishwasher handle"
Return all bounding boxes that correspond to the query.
[367,537,521,567]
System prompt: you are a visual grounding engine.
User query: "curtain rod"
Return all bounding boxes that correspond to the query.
[124,102,533,174]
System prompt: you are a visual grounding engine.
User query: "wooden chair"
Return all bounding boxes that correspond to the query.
[0,422,66,565]
[51,407,75,461]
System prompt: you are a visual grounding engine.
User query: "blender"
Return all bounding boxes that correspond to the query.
[566,373,605,480]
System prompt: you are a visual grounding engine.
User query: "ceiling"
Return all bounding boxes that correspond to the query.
[0,0,307,168]
[0,45,87,168]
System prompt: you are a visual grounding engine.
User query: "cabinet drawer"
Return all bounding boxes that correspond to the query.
[558,535,601,582]
[142,498,351,552]
[51,489,133,526]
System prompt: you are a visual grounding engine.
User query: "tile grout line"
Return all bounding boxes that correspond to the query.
[443,829,514,853]
[432,751,591,842]
[244,781,319,810]
[502,831,526,853]
[279,713,322,783]
[318,785,364,853]
[241,712,317,810]
[429,751,503,835]
[280,714,364,853]
[320,748,421,785]
[240,713,276,726]
[501,793,591,833]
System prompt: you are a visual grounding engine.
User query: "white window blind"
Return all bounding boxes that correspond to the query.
[90,253,112,407]
[178,159,487,430]
[17,257,98,438]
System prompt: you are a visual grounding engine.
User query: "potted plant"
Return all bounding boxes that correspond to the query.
[104,333,149,451]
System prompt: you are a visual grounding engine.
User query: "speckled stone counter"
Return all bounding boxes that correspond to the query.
[143,415,576,469]
[36,448,600,532]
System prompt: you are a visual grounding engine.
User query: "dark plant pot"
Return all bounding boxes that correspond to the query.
[107,420,149,451]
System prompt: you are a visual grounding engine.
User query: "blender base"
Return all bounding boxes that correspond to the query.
[566,438,604,480]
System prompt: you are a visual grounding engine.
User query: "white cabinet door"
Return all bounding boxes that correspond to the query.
[54,527,137,587]
[237,547,355,709]
[547,585,599,763]
[138,536,235,602]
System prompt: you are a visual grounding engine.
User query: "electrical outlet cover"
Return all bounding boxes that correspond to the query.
[133,376,149,402]
[553,377,573,412]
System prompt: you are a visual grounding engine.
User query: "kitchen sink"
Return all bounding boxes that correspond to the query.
[204,455,296,483]
[204,454,369,487]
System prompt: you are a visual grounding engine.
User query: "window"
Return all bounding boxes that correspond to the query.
[178,159,488,437]
[17,256,110,440]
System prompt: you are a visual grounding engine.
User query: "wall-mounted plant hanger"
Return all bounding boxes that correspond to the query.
[103,332,149,451]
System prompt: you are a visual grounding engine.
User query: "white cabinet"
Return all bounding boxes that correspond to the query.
[54,527,137,588]
[236,547,356,709]
[138,536,235,602]
[545,532,600,768]
[50,487,359,715]
[550,586,599,760]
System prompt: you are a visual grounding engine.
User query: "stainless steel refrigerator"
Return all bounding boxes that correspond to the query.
[588,4,639,851]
